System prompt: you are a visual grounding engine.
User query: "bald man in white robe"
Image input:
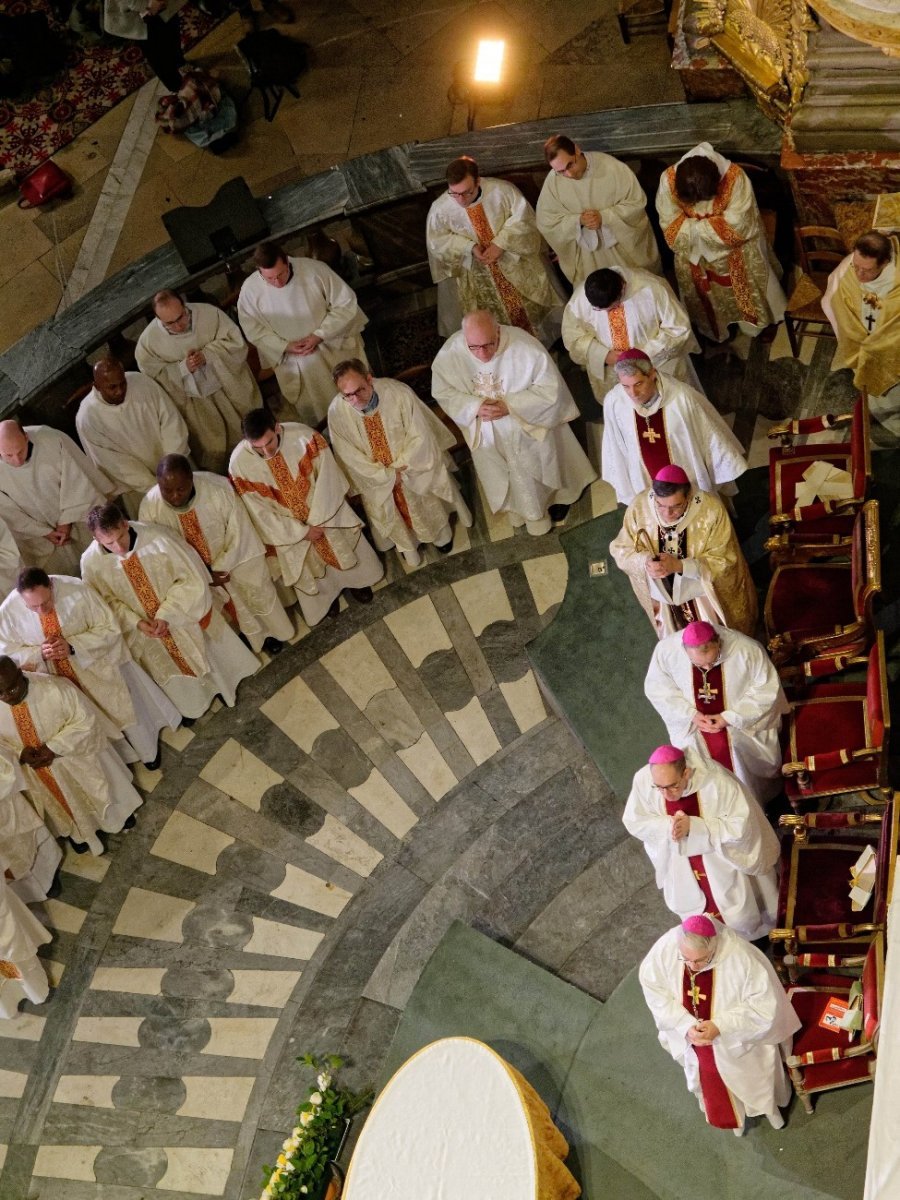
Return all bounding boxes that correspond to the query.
[136,291,260,474]
[76,358,190,517]
[0,421,113,575]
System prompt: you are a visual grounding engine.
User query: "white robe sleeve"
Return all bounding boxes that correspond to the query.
[720,647,786,733]
[638,279,696,368]
[42,680,106,759]
[644,649,696,745]
[310,265,365,344]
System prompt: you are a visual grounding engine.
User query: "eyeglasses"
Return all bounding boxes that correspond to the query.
[652,775,687,794]
[342,385,370,399]
[448,184,478,200]
[679,953,713,969]
[466,339,498,351]
[162,310,189,329]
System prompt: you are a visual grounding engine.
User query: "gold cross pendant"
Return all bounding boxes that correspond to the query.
[642,424,661,443]
[698,678,718,704]
[690,981,707,1007]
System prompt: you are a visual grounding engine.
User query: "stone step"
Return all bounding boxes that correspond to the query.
[791,104,900,130]
[801,88,900,105]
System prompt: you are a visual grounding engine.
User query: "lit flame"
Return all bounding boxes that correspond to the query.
[474,39,505,83]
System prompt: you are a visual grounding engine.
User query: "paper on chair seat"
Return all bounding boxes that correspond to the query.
[794,460,854,508]
[850,844,877,912]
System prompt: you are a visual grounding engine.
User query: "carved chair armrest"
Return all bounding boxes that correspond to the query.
[786,1041,873,1068]
[782,746,880,780]
[768,412,849,444]
[770,922,881,942]
[783,952,866,968]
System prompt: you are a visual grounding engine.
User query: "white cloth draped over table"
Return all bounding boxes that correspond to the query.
[140,472,293,652]
[0,574,179,765]
[135,303,261,474]
[0,426,113,576]
[431,325,596,524]
[76,374,190,517]
[536,151,662,286]
[327,378,472,554]
[81,522,259,719]
[237,257,368,426]
[0,874,52,1019]
[624,749,780,940]
[343,1037,580,1200]
[645,625,789,801]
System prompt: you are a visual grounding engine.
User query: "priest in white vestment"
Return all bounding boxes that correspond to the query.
[136,290,260,474]
[0,420,113,575]
[536,134,661,286]
[562,267,702,406]
[229,409,384,627]
[427,156,562,345]
[610,466,758,637]
[237,242,368,426]
[431,312,596,535]
[76,358,190,517]
[655,143,786,343]
[0,657,143,857]
[81,504,259,719]
[645,620,788,801]
[0,568,180,769]
[0,746,61,904]
[328,360,472,567]
[625,745,779,941]
[0,874,52,1019]
[602,351,746,506]
[140,456,293,653]
[641,915,799,1132]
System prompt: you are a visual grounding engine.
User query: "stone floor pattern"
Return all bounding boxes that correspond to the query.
[0,465,684,1200]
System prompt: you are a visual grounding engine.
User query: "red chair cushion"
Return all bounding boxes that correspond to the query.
[799,1057,873,1090]
[768,564,855,640]
[782,681,882,798]
[782,841,877,928]
[769,444,852,515]
[789,986,854,1057]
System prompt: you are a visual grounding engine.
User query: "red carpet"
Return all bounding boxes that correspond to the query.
[0,0,218,177]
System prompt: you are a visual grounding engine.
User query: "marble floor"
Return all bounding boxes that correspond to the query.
[0,0,684,354]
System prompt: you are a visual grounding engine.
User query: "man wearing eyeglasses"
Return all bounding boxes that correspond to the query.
[623,745,779,941]
[640,914,799,1133]
[536,134,661,287]
[237,242,368,427]
[327,360,471,568]
[431,311,596,536]
[426,155,562,346]
[136,291,261,475]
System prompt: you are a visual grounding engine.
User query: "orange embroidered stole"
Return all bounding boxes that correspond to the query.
[38,607,80,689]
[177,510,238,627]
[607,304,631,352]
[11,700,74,820]
[662,164,758,338]
[0,960,23,981]
[465,202,534,334]
[264,439,341,570]
[362,411,412,528]
[120,554,197,676]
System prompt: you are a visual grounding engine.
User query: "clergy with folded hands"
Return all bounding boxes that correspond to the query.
[610,465,758,638]
[623,744,780,941]
[645,620,788,801]
[640,915,800,1133]
[0,655,144,857]
[81,503,258,720]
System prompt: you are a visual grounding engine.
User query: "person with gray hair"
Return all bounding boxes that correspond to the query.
[601,348,746,506]
[640,914,800,1134]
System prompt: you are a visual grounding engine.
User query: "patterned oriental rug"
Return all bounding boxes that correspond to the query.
[0,0,218,176]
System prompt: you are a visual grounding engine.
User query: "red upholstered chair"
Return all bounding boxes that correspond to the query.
[784,931,884,1114]
[768,800,896,969]
[765,500,880,667]
[778,633,891,810]
[765,394,871,564]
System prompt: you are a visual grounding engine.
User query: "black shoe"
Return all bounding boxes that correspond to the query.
[122,814,137,830]
[68,838,89,854]
[143,749,162,772]
[323,598,341,621]
[46,874,62,899]
[262,637,285,655]
[180,716,196,727]
[548,503,571,523]
[434,539,454,555]
[348,587,373,605]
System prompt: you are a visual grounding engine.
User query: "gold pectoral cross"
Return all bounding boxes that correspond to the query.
[690,980,707,1007]
[698,674,718,704]
[642,423,661,443]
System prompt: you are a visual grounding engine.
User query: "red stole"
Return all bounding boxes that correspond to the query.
[681,966,741,1128]
[634,407,671,480]
[664,791,722,920]
[692,663,733,771]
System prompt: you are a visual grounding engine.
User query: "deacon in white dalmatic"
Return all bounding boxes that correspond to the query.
[229,409,384,627]
[237,242,368,426]
[140,456,293,655]
[0,873,52,1019]
[136,290,261,474]
[427,155,562,345]
[0,656,144,857]
[645,621,788,802]
[0,745,61,904]
[81,504,259,720]
[328,359,472,567]
[623,744,779,941]
[431,311,596,536]
[0,567,180,770]
[640,915,799,1133]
